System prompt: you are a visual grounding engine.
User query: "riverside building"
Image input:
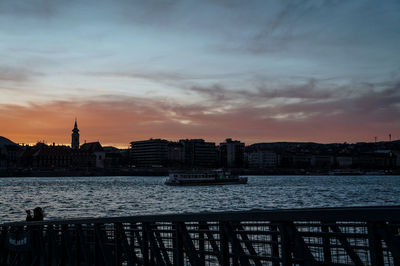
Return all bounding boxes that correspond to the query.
[130,139,169,167]
[219,138,245,168]
[179,139,217,168]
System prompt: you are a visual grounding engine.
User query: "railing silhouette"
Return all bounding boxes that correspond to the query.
[1,206,400,265]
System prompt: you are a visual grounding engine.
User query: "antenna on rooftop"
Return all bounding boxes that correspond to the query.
[374,136,377,143]
[389,134,392,142]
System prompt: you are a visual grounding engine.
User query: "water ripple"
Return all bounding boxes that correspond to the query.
[0,175,399,223]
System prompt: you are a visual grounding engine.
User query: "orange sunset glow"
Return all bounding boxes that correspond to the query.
[1,88,399,147]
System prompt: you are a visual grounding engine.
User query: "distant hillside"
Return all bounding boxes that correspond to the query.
[0,136,17,147]
[246,139,400,154]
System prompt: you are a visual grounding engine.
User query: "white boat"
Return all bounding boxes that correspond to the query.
[165,170,247,186]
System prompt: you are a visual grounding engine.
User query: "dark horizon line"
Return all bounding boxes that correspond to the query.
[1,135,399,148]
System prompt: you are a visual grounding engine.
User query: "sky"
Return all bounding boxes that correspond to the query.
[1,0,399,147]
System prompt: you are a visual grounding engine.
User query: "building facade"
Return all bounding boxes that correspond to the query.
[130,139,169,167]
[22,143,96,169]
[80,142,105,168]
[167,142,184,167]
[219,138,245,168]
[179,139,216,168]
[246,149,278,168]
[0,144,23,169]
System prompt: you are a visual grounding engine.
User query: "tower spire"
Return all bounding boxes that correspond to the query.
[72,118,80,149]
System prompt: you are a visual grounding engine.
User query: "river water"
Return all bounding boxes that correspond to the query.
[0,175,399,223]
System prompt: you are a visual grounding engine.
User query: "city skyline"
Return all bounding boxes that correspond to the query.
[1,118,398,149]
[1,0,400,147]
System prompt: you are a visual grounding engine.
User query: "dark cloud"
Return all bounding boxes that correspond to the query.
[0,67,29,83]
[83,70,245,87]
[0,66,43,83]
[112,0,180,29]
[213,0,399,58]
[186,80,400,138]
[208,0,329,54]
[0,0,180,28]
[0,0,64,17]
[86,71,193,83]
[190,85,230,102]
[190,79,337,104]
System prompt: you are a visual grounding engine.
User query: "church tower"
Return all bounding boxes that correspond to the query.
[71,118,80,149]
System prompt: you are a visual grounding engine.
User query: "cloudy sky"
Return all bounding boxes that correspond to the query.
[1,0,399,147]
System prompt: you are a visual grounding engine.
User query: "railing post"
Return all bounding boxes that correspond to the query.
[219,221,230,266]
[94,224,101,266]
[198,221,205,265]
[141,222,150,266]
[55,224,62,266]
[129,222,136,264]
[14,226,27,266]
[61,224,73,266]
[46,224,53,266]
[25,225,40,266]
[270,224,280,266]
[173,222,184,266]
[321,222,332,264]
[388,222,400,265]
[0,227,9,266]
[74,224,80,266]
[114,223,122,266]
[77,223,92,266]
[38,225,45,266]
[279,222,292,266]
[376,222,400,264]
[368,222,384,266]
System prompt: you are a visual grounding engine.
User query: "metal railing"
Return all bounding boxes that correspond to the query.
[1,206,400,265]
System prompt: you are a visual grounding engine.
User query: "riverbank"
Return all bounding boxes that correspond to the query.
[0,168,399,177]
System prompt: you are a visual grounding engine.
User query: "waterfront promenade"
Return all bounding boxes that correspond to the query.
[1,206,400,265]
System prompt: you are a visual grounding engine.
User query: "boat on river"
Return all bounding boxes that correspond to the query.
[165,169,247,186]
[328,169,363,175]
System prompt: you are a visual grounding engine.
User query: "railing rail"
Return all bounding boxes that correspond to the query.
[1,206,400,265]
